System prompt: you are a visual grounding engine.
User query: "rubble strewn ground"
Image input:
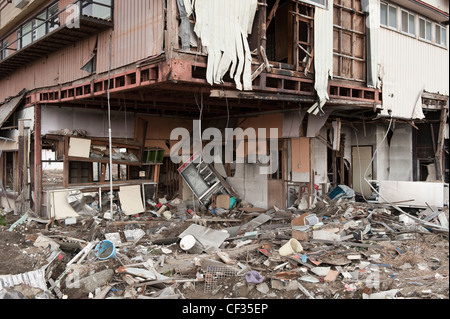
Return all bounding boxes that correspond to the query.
[0,193,448,300]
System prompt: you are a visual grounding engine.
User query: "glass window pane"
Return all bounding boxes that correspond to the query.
[419,19,425,38]
[401,11,408,32]
[388,5,397,28]
[380,3,387,26]
[442,28,447,46]
[426,21,431,40]
[34,12,47,40]
[408,14,415,35]
[436,25,441,44]
[22,22,33,47]
[48,3,59,32]
[92,0,112,20]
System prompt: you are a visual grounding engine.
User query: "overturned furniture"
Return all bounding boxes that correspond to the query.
[178,153,239,205]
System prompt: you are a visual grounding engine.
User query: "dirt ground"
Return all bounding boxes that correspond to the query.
[1,204,449,300]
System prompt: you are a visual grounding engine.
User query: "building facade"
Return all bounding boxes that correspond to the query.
[0,0,448,218]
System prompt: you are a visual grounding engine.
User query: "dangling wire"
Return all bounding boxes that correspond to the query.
[106,30,117,219]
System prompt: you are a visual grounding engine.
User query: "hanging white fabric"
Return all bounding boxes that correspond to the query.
[308,5,334,115]
[186,0,258,91]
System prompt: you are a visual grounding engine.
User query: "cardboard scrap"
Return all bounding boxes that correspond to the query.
[119,185,145,216]
[324,270,339,282]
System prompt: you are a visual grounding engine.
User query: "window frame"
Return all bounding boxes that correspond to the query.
[0,40,8,60]
[419,17,432,42]
[401,9,415,36]
[298,0,327,9]
[14,1,59,50]
[435,24,447,48]
[380,2,398,30]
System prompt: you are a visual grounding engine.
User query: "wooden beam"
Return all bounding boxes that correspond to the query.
[266,0,281,29]
[435,107,448,181]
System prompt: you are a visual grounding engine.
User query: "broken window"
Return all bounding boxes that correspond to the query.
[333,0,366,82]
[266,0,315,73]
[3,152,16,192]
[413,118,441,181]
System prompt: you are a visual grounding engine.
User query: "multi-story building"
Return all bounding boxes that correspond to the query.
[0,0,448,218]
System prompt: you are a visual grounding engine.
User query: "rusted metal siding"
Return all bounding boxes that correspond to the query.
[96,0,164,73]
[0,0,164,102]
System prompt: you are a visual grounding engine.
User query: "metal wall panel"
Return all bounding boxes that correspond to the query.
[0,0,164,102]
[96,0,164,73]
[378,26,449,119]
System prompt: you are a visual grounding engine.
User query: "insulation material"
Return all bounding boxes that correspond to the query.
[309,5,333,114]
[361,0,380,89]
[186,0,258,90]
[119,185,145,216]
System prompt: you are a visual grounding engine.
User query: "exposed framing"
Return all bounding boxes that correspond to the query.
[333,0,367,82]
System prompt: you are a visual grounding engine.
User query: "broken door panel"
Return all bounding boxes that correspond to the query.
[291,138,310,182]
[352,145,373,197]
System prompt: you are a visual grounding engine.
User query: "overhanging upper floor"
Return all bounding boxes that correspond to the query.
[0,0,113,78]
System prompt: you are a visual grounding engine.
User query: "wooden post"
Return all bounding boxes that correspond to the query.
[18,120,25,194]
[63,137,69,188]
[34,104,42,216]
[436,107,448,181]
[259,0,267,55]
[165,0,179,64]
[309,138,314,208]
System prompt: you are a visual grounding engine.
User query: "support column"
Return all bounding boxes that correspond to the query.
[34,104,42,216]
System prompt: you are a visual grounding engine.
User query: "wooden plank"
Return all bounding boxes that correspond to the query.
[266,0,281,29]
[309,239,384,249]
[435,107,448,181]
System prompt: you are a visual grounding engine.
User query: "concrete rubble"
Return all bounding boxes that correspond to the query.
[0,189,448,300]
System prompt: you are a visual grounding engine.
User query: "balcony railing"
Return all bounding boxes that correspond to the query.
[0,0,113,77]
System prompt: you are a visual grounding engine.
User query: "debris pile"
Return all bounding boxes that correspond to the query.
[0,188,448,299]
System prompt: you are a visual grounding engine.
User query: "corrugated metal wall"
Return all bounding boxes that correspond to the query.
[96,0,164,73]
[378,27,449,119]
[0,0,164,102]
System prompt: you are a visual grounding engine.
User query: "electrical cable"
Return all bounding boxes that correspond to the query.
[106,30,117,220]
[360,114,448,232]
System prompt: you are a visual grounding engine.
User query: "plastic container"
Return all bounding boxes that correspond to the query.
[95,240,116,260]
[279,238,303,256]
[180,235,204,254]
[328,186,345,199]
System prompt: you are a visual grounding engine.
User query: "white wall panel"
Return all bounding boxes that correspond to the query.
[378,25,449,119]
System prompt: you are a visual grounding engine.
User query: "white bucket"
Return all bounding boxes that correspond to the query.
[279,238,303,256]
[180,235,204,254]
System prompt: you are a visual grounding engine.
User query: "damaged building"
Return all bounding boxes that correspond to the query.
[0,0,448,220]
